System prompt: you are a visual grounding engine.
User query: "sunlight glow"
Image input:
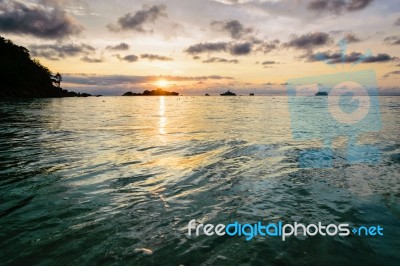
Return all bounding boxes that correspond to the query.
[157,79,169,88]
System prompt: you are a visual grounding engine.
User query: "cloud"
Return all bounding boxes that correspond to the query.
[116,54,139,62]
[383,71,400,78]
[185,41,254,56]
[30,43,95,60]
[81,56,103,63]
[347,53,395,63]
[211,19,253,39]
[384,35,400,46]
[395,18,400,26]
[262,61,278,65]
[202,57,239,64]
[185,39,280,56]
[193,56,201,60]
[307,0,374,14]
[0,0,83,39]
[213,0,240,4]
[230,42,252,55]
[106,43,130,51]
[63,73,234,86]
[346,0,374,11]
[308,0,329,11]
[284,32,332,50]
[185,42,228,54]
[343,32,361,43]
[107,4,167,33]
[305,51,397,64]
[262,60,279,68]
[254,39,280,53]
[140,54,173,61]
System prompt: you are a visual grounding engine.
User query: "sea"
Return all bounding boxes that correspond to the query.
[0,96,399,265]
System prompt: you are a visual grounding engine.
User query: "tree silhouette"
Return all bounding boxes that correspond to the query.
[52,72,62,88]
[0,36,87,98]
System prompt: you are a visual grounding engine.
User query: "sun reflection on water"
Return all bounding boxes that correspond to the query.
[159,96,167,136]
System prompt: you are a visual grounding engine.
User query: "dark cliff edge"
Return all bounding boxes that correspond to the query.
[0,36,90,99]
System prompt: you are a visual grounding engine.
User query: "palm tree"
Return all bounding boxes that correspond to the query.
[52,72,62,88]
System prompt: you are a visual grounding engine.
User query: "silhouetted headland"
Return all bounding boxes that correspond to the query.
[315,91,328,96]
[220,90,236,96]
[123,88,179,96]
[0,36,89,98]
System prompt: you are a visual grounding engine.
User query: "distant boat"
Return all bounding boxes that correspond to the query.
[315,91,328,96]
[249,93,255,96]
[220,90,236,96]
[205,93,210,96]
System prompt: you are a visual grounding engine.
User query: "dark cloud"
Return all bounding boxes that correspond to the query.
[211,19,253,39]
[384,70,400,78]
[384,35,400,46]
[395,18,400,26]
[262,61,278,65]
[383,71,400,78]
[330,31,362,43]
[230,42,252,55]
[343,32,361,43]
[202,57,239,64]
[30,43,95,60]
[140,54,173,61]
[306,50,396,64]
[284,32,332,50]
[185,42,228,54]
[307,0,374,14]
[349,53,395,63]
[347,0,374,11]
[107,4,167,32]
[0,0,83,39]
[81,56,103,63]
[106,43,130,51]
[193,56,201,60]
[254,39,280,53]
[185,39,279,56]
[117,54,139,62]
[308,0,329,10]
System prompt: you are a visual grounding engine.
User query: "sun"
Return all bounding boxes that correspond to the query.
[156,79,169,88]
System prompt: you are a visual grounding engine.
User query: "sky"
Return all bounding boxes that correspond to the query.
[0,0,400,95]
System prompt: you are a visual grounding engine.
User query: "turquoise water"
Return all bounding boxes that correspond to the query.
[0,96,399,265]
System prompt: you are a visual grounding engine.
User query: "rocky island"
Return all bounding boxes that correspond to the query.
[0,36,89,98]
[123,89,179,96]
[220,90,236,96]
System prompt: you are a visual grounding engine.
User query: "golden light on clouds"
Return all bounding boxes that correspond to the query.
[5,0,399,95]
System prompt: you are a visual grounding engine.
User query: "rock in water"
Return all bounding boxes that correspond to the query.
[134,248,153,256]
